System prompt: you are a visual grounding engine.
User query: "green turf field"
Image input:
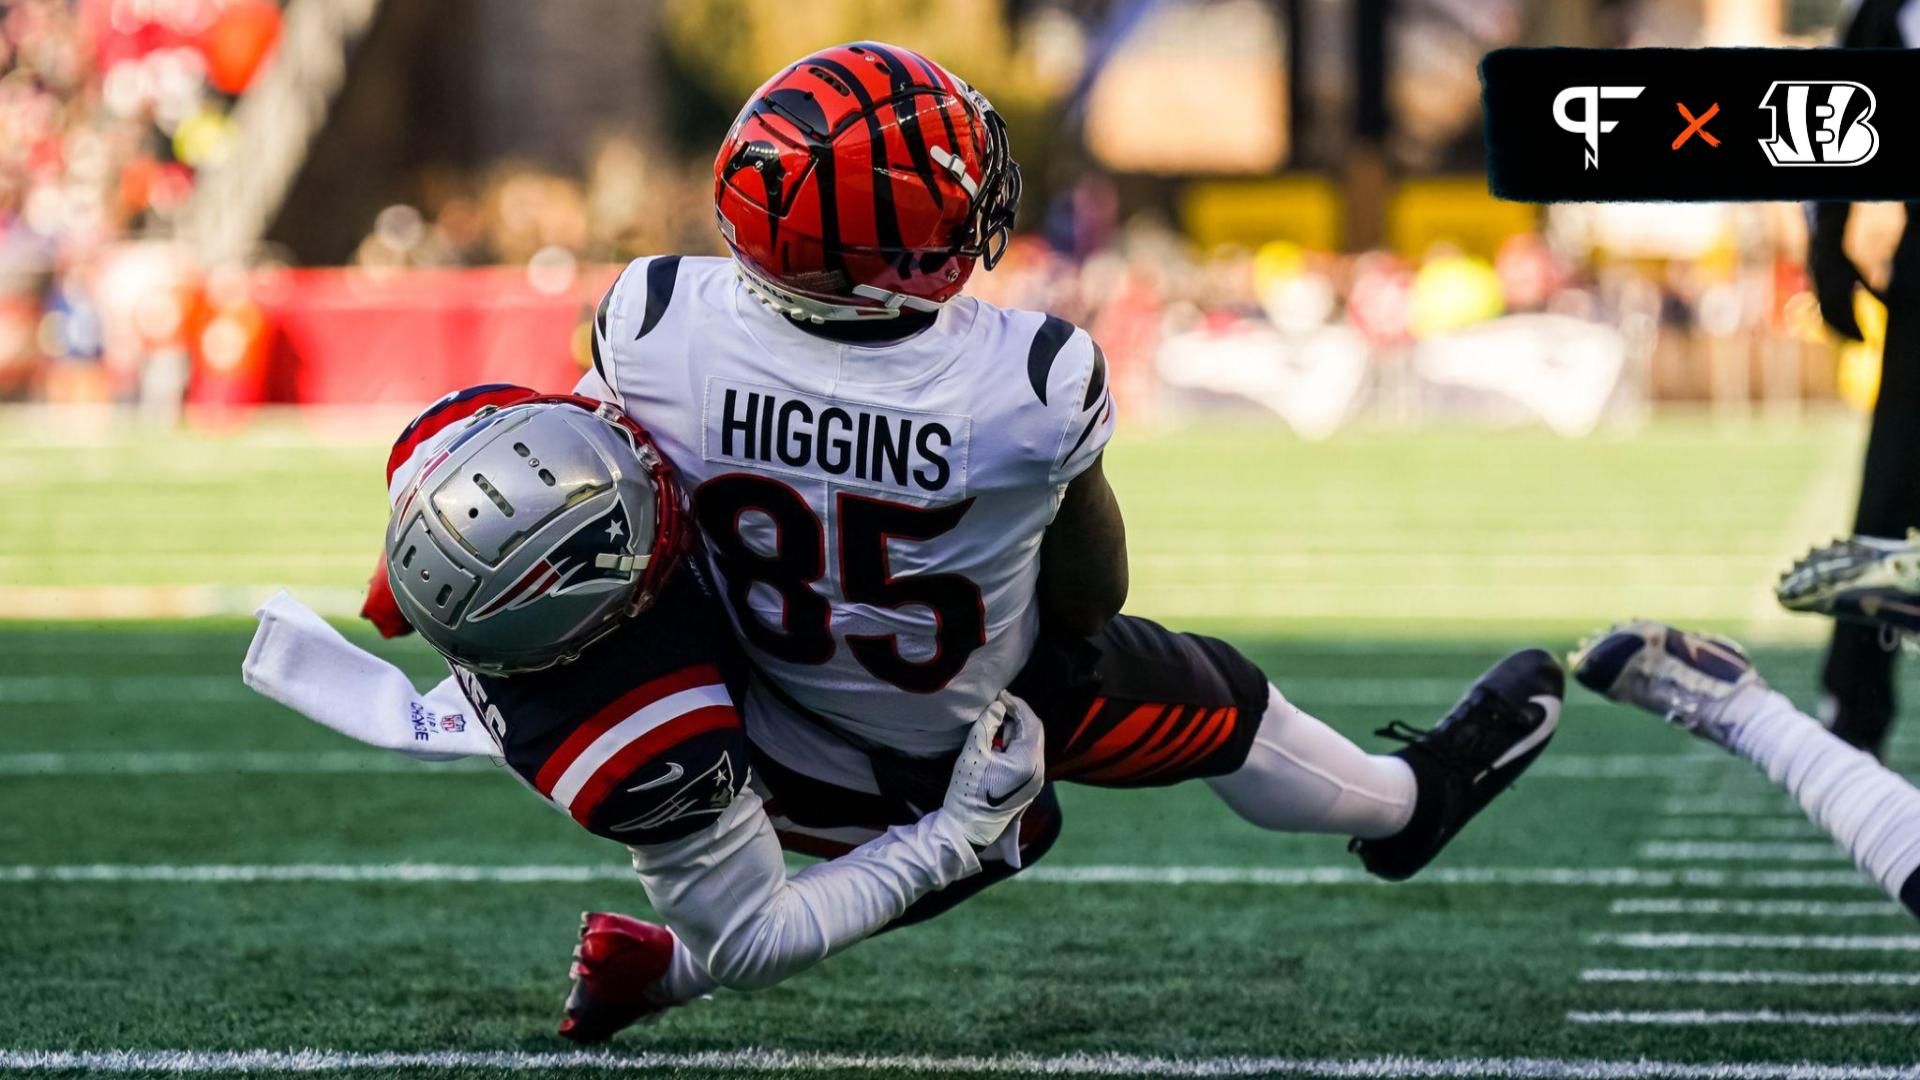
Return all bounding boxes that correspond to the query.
[4,414,1918,1078]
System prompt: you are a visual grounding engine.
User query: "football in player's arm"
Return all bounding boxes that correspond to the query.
[242,385,1047,1042]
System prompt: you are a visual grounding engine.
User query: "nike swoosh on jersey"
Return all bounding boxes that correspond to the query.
[626,762,685,792]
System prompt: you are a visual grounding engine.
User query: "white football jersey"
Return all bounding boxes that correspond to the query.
[581,255,1114,755]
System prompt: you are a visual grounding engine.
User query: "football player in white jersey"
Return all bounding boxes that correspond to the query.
[244,386,1052,1042]
[577,42,1564,887]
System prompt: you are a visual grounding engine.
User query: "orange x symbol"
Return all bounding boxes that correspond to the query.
[1672,102,1720,149]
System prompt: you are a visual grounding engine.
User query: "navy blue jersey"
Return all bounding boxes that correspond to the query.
[454,563,751,844]
[370,385,752,845]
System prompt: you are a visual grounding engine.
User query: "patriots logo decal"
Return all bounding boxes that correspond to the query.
[466,502,638,622]
[606,752,737,835]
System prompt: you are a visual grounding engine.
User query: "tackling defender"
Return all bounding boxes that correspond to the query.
[578,42,1563,892]
[1571,529,1920,918]
[245,386,1050,1042]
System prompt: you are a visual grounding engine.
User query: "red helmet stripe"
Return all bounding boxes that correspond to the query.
[807,52,906,257]
[858,42,944,209]
[902,50,965,156]
[910,47,961,99]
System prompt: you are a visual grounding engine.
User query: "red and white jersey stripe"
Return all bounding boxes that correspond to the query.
[529,664,737,826]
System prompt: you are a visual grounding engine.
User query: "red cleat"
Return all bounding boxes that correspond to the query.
[557,912,677,1044]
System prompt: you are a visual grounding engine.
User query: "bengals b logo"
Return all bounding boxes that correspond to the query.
[1758,81,1878,166]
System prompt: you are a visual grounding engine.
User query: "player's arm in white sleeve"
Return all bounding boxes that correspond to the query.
[631,790,973,993]
[609,693,1045,993]
[245,589,1045,993]
[1036,327,1126,635]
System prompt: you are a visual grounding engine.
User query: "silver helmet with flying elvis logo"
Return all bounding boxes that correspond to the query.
[385,395,689,674]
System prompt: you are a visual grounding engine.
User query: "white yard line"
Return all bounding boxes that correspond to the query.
[1639,842,1847,863]
[0,676,262,705]
[0,1050,1915,1079]
[1567,1010,1920,1027]
[0,752,483,776]
[1607,898,1902,918]
[1017,867,1743,887]
[1659,797,1796,817]
[1580,969,1920,987]
[1540,757,1737,779]
[1650,819,1819,839]
[0,674,1640,713]
[0,749,1726,780]
[1742,870,1880,889]
[1592,932,1920,952]
[0,863,1880,890]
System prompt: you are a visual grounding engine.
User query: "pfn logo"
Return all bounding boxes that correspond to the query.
[1553,85,1644,170]
[1758,81,1878,166]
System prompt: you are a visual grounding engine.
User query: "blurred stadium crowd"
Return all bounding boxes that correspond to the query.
[0,0,278,409]
[0,0,1886,435]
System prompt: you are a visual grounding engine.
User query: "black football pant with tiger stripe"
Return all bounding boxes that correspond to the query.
[749,615,1272,929]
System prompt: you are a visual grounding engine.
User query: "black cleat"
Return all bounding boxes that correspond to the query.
[1349,649,1563,881]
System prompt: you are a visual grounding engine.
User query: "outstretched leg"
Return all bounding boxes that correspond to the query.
[1733,691,1920,913]
[1011,617,1562,880]
[1573,621,1920,917]
[1205,684,1416,839]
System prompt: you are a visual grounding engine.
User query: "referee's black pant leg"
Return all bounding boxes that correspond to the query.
[1824,236,1920,756]
[1821,622,1896,755]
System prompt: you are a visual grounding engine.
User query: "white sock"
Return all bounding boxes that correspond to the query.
[1726,688,1920,908]
[1206,684,1418,839]
[656,932,719,1003]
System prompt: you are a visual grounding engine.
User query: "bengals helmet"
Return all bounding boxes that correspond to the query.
[714,42,1021,323]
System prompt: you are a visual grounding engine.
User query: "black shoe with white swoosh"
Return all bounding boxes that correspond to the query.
[1349,649,1563,882]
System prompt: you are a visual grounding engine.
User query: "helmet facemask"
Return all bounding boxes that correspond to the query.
[385,398,687,676]
[947,98,1021,272]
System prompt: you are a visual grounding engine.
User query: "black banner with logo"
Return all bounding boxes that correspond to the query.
[1483,48,1919,202]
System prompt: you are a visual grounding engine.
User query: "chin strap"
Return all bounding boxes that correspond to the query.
[732,260,938,325]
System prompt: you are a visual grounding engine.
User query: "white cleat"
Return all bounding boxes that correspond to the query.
[1569,620,1765,747]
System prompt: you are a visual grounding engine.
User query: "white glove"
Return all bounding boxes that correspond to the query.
[941,691,1045,861]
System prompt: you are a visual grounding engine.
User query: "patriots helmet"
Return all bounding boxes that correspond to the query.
[385,396,688,674]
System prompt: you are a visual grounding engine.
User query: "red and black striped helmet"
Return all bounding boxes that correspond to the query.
[713,42,1021,322]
